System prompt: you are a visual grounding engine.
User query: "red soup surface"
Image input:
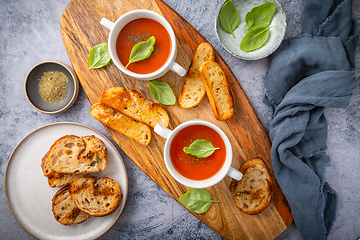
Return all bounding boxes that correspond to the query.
[169,125,226,181]
[116,18,171,74]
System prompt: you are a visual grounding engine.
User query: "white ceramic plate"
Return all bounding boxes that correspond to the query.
[5,122,128,240]
[215,0,286,60]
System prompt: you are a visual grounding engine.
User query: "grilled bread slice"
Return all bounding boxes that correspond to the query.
[178,42,215,108]
[41,151,86,188]
[100,87,169,128]
[48,135,107,174]
[90,103,151,146]
[52,186,91,225]
[233,158,273,215]
[199,61,234,121]
[70,177,122,217]
[79,135,108,170]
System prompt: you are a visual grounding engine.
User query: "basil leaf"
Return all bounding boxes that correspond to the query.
[88,43,111,69]
[244,2,276,33]
[179,189,219,214]
[240,26,276,52]
[125,36,156,69]
[183,139,219,158]
[149,80,176,105]
[219,0,240,38]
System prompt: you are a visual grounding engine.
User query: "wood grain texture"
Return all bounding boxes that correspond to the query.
[60,0,293,239]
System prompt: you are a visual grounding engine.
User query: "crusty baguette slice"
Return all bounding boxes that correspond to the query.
[99,87,169,128]
[70,177,122,217]
[41,151,86,188]
[41,151,53,177]
[199,61,234,121]
[74,211,92,225]
[178,42,215,108]
[52,186,91,225]
[90,103,151,146]
[233,158,273,215]
[79,135,108,170]
[48,135,107,174]
[47,172,87,188]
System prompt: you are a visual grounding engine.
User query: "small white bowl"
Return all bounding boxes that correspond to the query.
[215,0,286,60]
[24,61,79,114]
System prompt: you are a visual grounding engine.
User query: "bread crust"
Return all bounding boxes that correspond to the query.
[233,158,273,215]
[70,177,122,217]
[52,186,91,225]
[178,42,215,108]
[42,143,87,188]
[199,61,234,121]
[47,135,108,174]
[100,87,169,128]
[90,103,151,145]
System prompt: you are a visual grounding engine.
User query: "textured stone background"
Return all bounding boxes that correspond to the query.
[0,0,359,239]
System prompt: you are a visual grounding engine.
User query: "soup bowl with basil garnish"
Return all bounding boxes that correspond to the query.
[100,10,186,80]
[154,120,243,188]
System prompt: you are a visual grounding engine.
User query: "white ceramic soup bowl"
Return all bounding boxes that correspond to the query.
[154,120,243,188]
[100,10,186,80]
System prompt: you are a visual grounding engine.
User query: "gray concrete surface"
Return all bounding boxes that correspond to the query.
[1,0,359,239]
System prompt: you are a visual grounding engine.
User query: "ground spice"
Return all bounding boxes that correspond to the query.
[127,33,160,55]
[38,71,69,104]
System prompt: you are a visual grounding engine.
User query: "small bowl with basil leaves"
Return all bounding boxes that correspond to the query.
[25,61,79,114]
[215,0,286,60]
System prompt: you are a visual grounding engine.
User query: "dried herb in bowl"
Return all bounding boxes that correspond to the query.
[38,71,69,104]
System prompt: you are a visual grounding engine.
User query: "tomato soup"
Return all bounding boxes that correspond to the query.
[116,18,171,74]
[169,125,226,181]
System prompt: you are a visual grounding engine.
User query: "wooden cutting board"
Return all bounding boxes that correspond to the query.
[60,0,293,239]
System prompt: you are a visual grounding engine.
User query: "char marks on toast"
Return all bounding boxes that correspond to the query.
[100,87,169,128]
[90,103,151,146]
[233,158,273,215]
[52,186,91,225]
[178,42,215,108]
[48,135,107,174]
[199,61,234,121]
[70,177,122,217]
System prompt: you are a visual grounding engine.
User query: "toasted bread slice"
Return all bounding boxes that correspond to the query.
[48,135,107,174]
[90,103,151,145]
[41,151,53,177]
[47,172,87,188]
[79,135,108,170]
[74,211,92,225]
[52,186,91,225]
[41,151,87,188]
[178,42,215,108]
[70,177,122,217]
[233,158,273,215]
[100,87,169,128]
[199,61,234,121]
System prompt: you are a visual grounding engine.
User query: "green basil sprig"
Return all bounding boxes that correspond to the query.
[240,26,276,52]
[183,139,219,158]
[88,43,111,69]
[149,80,176,105]
[125,36,156,69]
[219,0,240,38]
[179,188,220,214]
[244,2,277,33]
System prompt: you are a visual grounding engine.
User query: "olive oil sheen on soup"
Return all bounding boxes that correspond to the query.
[116,18,171,74]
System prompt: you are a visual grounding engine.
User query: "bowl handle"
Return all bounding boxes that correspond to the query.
[100,18,114,30]
[154,124,172,139]
[227,167,243,181]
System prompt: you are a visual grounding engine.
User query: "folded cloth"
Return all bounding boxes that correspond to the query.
[263,0,360,239]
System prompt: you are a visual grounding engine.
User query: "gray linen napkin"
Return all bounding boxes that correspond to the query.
[263,0,360,239]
